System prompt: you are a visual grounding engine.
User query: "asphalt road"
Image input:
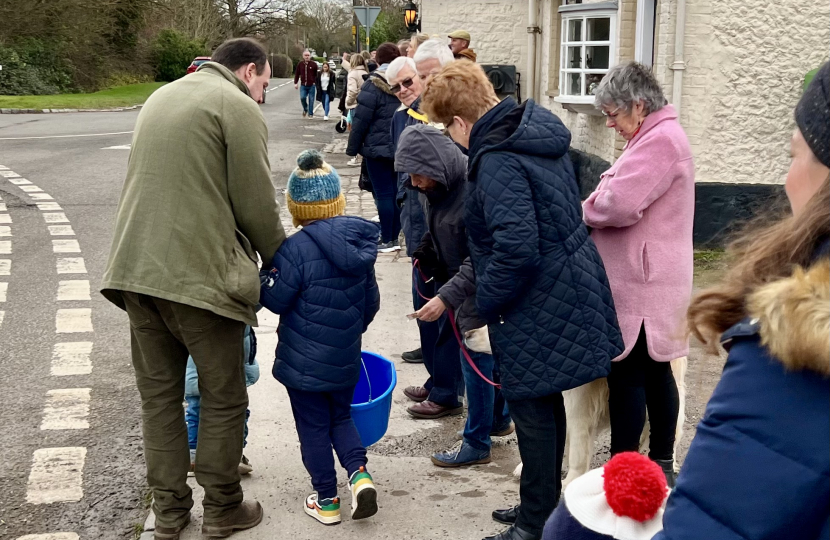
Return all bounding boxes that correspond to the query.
[0,78,338,540]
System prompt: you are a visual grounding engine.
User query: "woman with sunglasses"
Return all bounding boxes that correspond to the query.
[582,61,695,486]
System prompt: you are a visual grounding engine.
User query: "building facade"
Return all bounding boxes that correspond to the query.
[420,0,829,243]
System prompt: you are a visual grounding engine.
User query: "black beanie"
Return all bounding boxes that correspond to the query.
[795,62,830,168]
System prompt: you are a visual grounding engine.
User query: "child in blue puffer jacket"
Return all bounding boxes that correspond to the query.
[260,150,381,526]
[185,325,259,475]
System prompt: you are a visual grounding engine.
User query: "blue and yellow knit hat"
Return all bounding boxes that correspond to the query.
[286,150,346,226]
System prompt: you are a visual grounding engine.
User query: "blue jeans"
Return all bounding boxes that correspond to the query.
[461,350,511,452]
[321,93,330,116]
[287,386,367,500]
[423,296,464,408]
[299,84,316,115]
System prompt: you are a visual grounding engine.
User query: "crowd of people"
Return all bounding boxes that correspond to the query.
[101,33,829,540]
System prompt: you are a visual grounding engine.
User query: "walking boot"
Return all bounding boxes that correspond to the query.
[401,347,424,363]
[201,500,263,538]
[407,400,463,419]
[654,458,676,488]
[153,513,191,540]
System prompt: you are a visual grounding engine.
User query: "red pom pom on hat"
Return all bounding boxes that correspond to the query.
[603,452,668,523]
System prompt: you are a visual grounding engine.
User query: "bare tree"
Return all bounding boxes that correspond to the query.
[295,0,351,54]
[218,0,303,38]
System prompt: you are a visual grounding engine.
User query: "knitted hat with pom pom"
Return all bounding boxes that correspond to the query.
[543,453,670,540]
[286,150,346,227]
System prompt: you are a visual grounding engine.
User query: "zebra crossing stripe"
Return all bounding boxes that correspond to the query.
[51,343,93,376]
[26,447,87,504]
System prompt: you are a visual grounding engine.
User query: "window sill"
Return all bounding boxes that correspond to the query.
[553,96,604,116]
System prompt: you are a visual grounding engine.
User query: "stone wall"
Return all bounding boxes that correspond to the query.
[679,0,829,185]
[420,0,528,68]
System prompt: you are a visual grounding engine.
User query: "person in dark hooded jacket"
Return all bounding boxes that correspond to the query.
[396,124,512,466]
[260,150,381,526]
[421,61,623,540]
[347,43,403,252]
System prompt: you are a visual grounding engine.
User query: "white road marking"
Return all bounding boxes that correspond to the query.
[51,342,93,376]
[101,144,131,150]
[17,534,81,540]
[57,258,87,274]
[0,214,11,223]
[57,280,90,301]
[0,203,6,211]
[0,226,11,237]
[0,282,7,302]
[0,311,4,328]
[56,309,93,333]
[0,171,20,177]
[0,240,11,254]
[19,185,43,193]
[44,212,69,223]
[37,202,62,211]
[0,131,133,141]
[30,193,54,201]
[52,239,81,253]
[0,165,7,169]
[41,389,91,430]
[9,178,31,185]
[48,225,75,236]
[0,259,9,275]
[26,447,87,504]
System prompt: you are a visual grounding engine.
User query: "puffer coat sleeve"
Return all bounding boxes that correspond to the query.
[259,241,301,314]
[363,268,380,331]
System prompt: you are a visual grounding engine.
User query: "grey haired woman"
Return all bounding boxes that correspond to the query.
[583,61,695,484]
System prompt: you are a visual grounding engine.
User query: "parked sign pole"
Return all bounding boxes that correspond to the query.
[353,6,381,52]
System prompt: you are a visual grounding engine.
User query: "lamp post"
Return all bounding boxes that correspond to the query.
[404,2,420,34]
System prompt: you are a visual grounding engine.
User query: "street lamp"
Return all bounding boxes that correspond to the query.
[404,2,420,33]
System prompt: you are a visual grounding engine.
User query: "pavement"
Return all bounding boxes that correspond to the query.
[0,78,727,540]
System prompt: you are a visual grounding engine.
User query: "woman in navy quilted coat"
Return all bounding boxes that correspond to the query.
[422,62,623,540]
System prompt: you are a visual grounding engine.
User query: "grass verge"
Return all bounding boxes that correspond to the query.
[0,82,166,110]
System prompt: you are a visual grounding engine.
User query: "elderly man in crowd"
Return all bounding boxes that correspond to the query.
[448,30,476,61]
[391,41,465,420]
[101,38,283,538]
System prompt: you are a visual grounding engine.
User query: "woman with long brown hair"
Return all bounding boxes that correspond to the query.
[653,63,829,540]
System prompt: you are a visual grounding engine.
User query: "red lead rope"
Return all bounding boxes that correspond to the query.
[412,259,501,388]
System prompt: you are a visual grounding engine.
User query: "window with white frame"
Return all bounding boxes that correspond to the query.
[557,3,617,103]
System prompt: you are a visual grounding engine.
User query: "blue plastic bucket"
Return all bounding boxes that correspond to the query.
[351,351,397,447]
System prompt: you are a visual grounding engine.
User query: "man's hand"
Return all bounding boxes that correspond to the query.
[294,83,299,89]
[413,296,447,322]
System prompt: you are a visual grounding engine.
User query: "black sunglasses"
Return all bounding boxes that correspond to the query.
[390,77,415,94]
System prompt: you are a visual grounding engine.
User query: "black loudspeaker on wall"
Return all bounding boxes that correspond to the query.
[481,65,518,96]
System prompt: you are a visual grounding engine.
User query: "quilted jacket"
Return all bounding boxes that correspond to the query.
[260,216,381,392]
[346,72,401,159]
[465,98,623,400]
[654,252,830,540]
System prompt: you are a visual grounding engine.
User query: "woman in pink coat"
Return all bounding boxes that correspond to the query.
[583,62,694,486]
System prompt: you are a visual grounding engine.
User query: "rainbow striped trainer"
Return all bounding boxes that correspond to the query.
[349,466,378,519]
[304,494,342,525]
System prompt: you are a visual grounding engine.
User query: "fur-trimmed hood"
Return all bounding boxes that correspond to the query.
[748,259,830,376]
[368,72,395,95]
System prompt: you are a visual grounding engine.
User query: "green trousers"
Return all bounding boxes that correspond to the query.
[123,292,248,527]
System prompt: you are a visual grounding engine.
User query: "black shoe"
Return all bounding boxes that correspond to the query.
[654,458,676,488]
[492,505,519,525]
[483,525,539,540]
[401,348,424,363]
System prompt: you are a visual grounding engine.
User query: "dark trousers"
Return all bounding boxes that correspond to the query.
[608,326,679,461]
[508,393,567,535]
[422,299,464,408]
[365,157,401,244]
[123,292,247,527]
[286,386,367,500]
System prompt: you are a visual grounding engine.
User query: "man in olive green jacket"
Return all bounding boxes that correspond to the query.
[101,38,284,539]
